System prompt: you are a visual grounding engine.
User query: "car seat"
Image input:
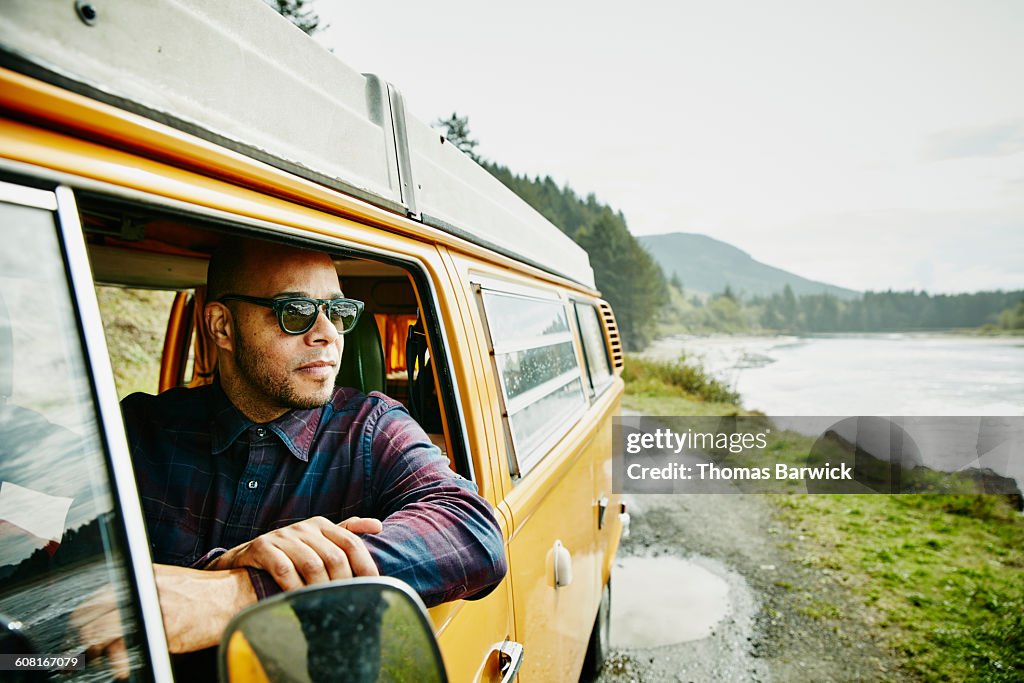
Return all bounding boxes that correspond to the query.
[336,312,386,394]
[405,317,443,433]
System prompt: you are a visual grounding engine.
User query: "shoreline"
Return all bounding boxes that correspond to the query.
[653,329,1024,343]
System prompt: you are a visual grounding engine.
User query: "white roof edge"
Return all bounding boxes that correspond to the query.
[0,0,596,289]
[403,114,595,288]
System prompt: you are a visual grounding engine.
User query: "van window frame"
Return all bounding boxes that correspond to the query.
[72,185,477,484]
[571,299,614,398]
[0,177,175,680]
[473,278,588,478]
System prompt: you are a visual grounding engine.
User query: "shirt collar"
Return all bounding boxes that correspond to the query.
[210,380,324,462]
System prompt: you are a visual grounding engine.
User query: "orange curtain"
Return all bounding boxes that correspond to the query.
[374,314,418,375]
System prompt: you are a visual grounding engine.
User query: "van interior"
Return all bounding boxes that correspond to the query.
[80,193,465,476]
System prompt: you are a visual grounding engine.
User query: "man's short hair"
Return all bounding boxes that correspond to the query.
[206,238,247,302]
[206,239,340,303]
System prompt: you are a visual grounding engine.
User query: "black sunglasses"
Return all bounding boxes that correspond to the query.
[218,294,364,335]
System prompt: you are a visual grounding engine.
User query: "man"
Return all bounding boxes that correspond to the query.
[122,239,507,656]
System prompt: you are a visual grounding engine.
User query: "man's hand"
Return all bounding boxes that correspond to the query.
[208,516,383,590]
[69,585,130,679]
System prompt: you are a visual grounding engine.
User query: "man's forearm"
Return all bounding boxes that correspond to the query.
[153,563,257,653]
[362,487,508,606]
[368,408,508,605]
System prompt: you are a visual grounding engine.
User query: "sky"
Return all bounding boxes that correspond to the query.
[316,1,1024,294]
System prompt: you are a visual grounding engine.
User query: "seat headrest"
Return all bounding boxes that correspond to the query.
[336,312,385,394]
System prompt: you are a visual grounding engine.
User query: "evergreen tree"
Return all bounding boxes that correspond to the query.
[421,114,671,348]
[780,284,799,329]
[669,272,683,293]
[576,214,667,349]
[435,113,481,161]
[760,297,783,329]
[998,300,1024,330]
[266,0,323,35]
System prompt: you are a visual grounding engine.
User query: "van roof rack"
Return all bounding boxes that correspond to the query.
[0,0,595,288]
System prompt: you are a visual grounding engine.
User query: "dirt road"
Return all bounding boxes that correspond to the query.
[596,493,909,682]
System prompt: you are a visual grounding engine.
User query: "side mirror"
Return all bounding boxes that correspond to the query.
[218,577,448,683]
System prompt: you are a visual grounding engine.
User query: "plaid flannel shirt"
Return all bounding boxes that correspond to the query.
[121,381,506,606]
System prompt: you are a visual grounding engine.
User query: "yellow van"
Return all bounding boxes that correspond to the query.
[0,1,626,681]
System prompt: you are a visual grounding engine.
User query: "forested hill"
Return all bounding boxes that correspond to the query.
[483,162,667,350]
[638,232,860,300]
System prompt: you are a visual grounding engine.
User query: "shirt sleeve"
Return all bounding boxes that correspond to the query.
[358,402,508,607]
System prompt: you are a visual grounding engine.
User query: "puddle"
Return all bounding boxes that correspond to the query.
[610,556,732,647]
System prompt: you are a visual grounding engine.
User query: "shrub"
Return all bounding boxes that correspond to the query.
[622,354,739,404]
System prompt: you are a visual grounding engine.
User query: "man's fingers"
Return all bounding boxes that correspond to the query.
[251,542,306,591]
[107,637,131,680]
[220,517,381,589]
[302,534,354,581]
[286,540,333,589]
[278,537,337,587]
[338,516,383,535]
[322,525,379,577]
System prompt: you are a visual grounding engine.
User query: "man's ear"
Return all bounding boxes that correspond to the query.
[205,302,234,353]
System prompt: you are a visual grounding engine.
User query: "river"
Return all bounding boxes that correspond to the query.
[641,333,1024,489]
[643,333,1023,416]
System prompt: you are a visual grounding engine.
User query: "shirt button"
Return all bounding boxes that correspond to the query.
[255,427,267,439]
[248,480,259,490]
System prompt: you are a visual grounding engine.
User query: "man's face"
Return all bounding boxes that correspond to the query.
[226,249,345,416]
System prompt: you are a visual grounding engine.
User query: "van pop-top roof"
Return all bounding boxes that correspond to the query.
[0,0,595,288]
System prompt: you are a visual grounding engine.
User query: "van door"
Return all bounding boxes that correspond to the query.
[469,276,603,681]
[0,181,172,681]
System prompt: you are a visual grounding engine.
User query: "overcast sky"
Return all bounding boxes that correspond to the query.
[317,1,1024,294]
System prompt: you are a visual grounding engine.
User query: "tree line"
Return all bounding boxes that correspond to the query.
[483,163,668,349]
[437,113,668,350]
[742,285,1024,333]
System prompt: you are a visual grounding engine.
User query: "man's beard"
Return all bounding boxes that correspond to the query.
[234,332,336,411]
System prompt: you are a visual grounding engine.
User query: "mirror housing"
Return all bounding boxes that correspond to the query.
[218,577,447,683]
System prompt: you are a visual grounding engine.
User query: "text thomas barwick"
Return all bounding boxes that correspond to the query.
[626,462,853,481]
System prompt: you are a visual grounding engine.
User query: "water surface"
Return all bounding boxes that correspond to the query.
[645,333,1023,416]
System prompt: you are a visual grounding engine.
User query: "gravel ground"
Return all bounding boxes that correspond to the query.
[595,493,911,683]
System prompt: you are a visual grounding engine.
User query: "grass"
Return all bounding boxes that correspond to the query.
[95,286,176,399]
[621,352,1024,681]
[622,393,745,417]
[621,353,740,405]
[776,494,1023,682]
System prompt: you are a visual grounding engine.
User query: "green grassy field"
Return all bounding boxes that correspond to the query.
[777,494,1023,681]
[622,353,1024,682]
[95,286,175,399]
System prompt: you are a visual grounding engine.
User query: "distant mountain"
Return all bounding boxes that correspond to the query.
[639,232,860,300]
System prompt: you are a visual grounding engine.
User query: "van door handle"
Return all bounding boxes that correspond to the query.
[495,640,524,682]
[553,540,573,587]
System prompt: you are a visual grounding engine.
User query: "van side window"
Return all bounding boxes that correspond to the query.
[479,289,587,476]
[0,196,149,679]
[574,302,613,395]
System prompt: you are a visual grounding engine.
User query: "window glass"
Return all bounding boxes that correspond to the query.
[481,290,586,474]
[480,291,568,343]
[494,342,578,402]
[508,378,586,459]
[0,201,149,680]
[575,303,613,391]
